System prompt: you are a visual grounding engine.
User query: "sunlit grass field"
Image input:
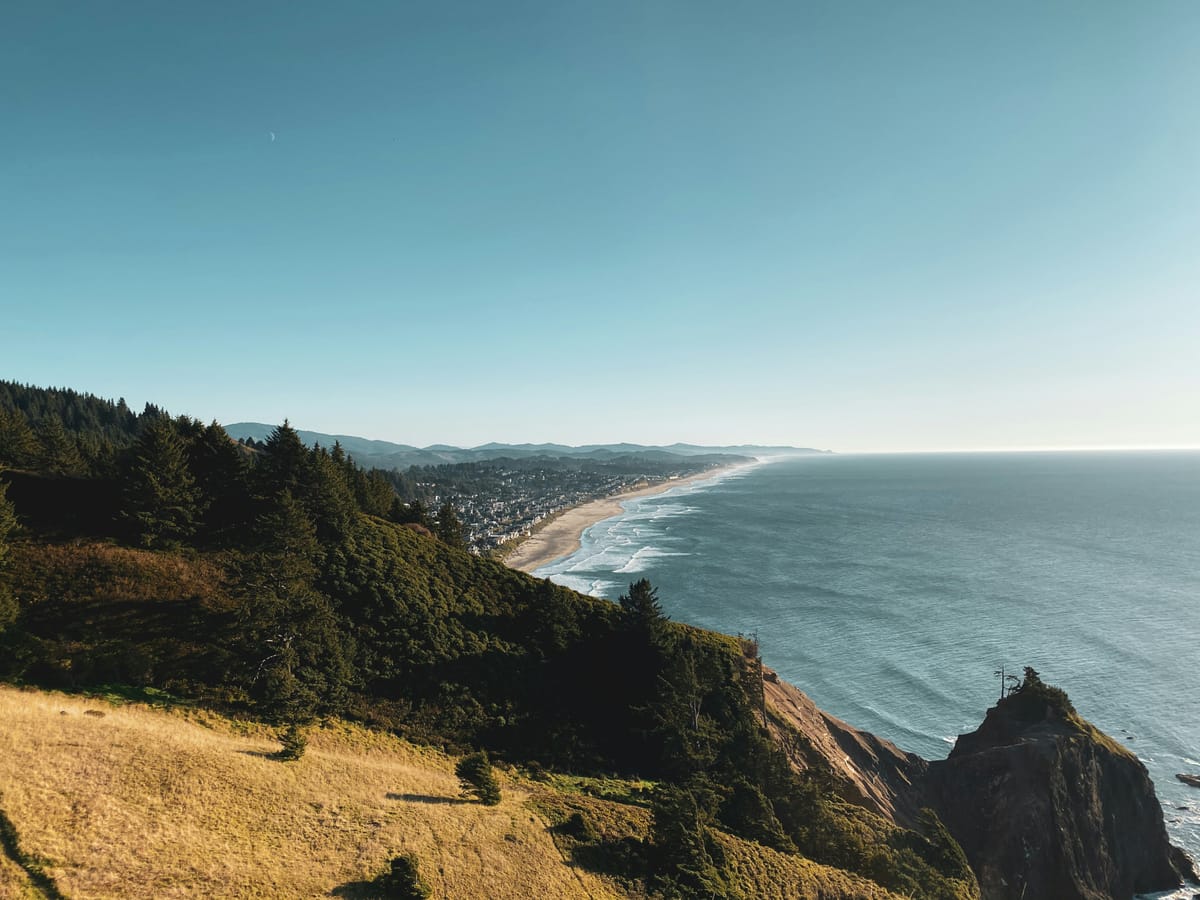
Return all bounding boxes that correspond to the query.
[0,685,617,899]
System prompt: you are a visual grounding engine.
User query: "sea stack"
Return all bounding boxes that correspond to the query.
[922,669,1197,900]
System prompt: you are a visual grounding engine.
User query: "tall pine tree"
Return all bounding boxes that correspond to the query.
[232,490,354,721]
[37,416,85,476]
[435,501,467,550]
[186,421,250,535]
[619,578,668,638]
[308,447,356,541]
[0,410,37,468]
[121,419,202,547]
[256,421,311,498]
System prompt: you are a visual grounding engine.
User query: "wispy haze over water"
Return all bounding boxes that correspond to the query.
[537,452,1200,862]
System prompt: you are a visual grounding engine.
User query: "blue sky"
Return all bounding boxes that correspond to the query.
[4,1,1198,451]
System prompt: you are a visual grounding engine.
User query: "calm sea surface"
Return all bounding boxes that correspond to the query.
[536,452,1200,865]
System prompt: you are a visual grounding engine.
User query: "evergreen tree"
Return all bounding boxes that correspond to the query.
[0,380,146,447]
[274,722,308,761]
[387,495,409,525]
[650,780,735,898]
[619,578,668,637]
[186,421,250,535]
[251,489,320,576]
[435,501,467,550]
[455,750,501,805]
[120,419,202,547]
[256,421,311,497]
[0,482,18,632]
[37,416,85,476]
[76,431,119,477]
[233,490,354,721]
[374,854,431,899]
[0,410,38,468]
[648,637,726,776]
[357,469,396,518]
[307,448,356,541]
[391,497,432,529]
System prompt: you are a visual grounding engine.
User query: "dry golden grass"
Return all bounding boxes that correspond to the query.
[0,852,38,900]
[0,686,619,899]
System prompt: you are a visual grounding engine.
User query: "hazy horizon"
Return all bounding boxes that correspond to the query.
[6,2,1199,452]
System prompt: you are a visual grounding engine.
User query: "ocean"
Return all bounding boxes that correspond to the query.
[535,451,1200,870]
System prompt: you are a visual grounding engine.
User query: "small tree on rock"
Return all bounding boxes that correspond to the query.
[456,750,501,805]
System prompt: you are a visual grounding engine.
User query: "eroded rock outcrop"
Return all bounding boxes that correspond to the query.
[921,672,1196,900]
[765,668,1197,900]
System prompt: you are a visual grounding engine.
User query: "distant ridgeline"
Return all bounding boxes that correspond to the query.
[224,421,825,470]
[0,381,1191,899]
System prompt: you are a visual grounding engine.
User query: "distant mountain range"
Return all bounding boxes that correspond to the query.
[223,423,828,471]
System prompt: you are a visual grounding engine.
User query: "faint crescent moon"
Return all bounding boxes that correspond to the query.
[269,131,276,142]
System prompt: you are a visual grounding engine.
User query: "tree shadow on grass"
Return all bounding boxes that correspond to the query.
[330,879,386,899]
[239,749,280,759]
[0,806,68,900]
[568,836,647,881]
[387,791,468,805]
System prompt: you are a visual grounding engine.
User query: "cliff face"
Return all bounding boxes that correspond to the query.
[763,668,927,824]
[765,672,1196,900]
[920,680,1196,900]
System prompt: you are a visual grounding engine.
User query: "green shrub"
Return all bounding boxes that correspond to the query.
[373,853,431,899]
[274,722,308,761]
[455,750,501,805]
[561,811,599,842]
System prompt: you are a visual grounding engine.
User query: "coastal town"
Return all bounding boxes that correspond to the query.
[411,455,745,555]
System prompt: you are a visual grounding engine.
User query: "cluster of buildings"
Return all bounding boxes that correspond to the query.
[455,468,647,553]
[418,461,717,555]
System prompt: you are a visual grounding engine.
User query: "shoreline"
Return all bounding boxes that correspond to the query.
[501,463,750,575]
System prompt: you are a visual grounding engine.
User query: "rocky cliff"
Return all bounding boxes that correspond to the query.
[766,668,1197,900]
[763,667,928,825]
[921,672,1195,900]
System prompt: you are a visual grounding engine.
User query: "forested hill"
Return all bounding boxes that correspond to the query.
[0,382,976,898]
[0,380,170,475]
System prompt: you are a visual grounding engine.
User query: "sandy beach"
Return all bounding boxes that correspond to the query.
[501,464,747,574]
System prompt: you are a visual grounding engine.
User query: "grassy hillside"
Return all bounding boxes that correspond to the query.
[0,685,617,900]
[0,686,909,900]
